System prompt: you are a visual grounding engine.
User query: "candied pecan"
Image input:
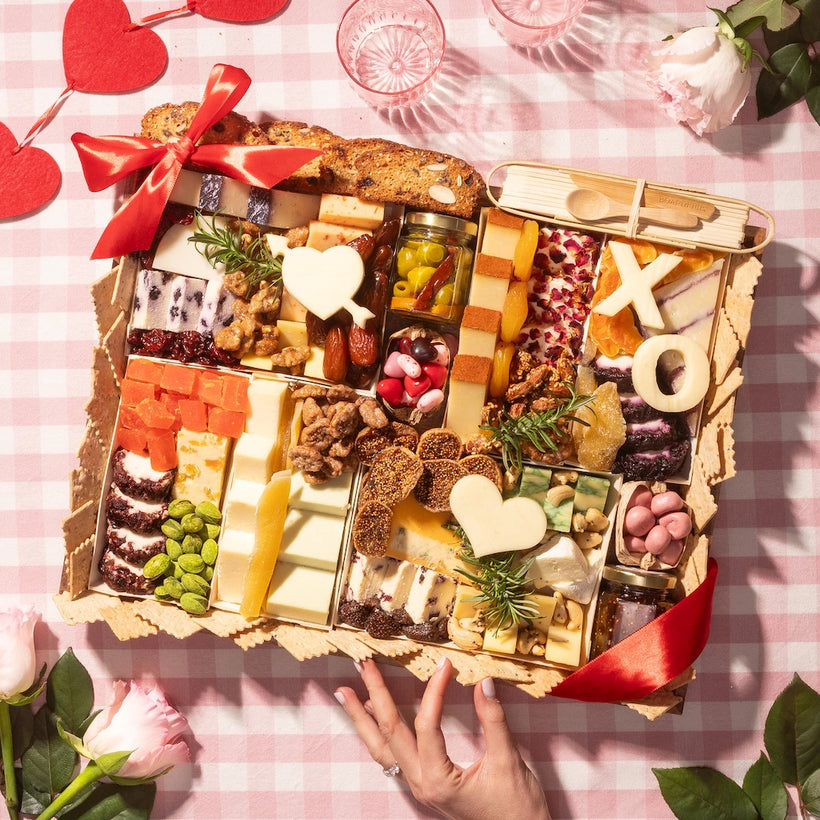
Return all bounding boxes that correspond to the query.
[288,445,325,473]
[326,384,358,403]
[328,402,360,439]
[253,324,280,356]
[329,438,354,458]
[270,345,310,371]
[292,384,328,400]
[300,418,334,452]
[357,397,388,429]
[301,397,325,426]
[509,402,526,419]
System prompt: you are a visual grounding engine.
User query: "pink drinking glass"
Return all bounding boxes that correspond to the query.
[482,0,588,47]
[336,0,446,108]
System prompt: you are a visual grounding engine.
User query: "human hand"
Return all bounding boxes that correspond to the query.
[334,657,551,820]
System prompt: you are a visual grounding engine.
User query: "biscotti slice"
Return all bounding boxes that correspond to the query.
[141,102,270,146]
[352,145,484,219]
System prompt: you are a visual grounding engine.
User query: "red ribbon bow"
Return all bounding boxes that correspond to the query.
[71,63,322,260]
[549,557,719,702]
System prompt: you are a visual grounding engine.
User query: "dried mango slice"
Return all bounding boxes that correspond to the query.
[589,247,644,356]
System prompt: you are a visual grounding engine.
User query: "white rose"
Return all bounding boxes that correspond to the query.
[0,607,39,700]
[646,25,752,136]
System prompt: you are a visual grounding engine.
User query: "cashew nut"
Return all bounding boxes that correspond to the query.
[546,485,575,506]
[447,617,483,650]
[584,507,609,533]
[552,592,568,625]
[572,512,588,532]
[516,627,539,655]
[531,643,546,657]
[574,531,603,549]
[551,470,578,486]
[566,600,584,631]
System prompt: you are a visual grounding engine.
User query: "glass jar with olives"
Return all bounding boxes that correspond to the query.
[390,212,477,322]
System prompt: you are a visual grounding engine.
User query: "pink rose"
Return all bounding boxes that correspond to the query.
[0,607,39,700]
[82,681,190,780]
[646,25,752,135]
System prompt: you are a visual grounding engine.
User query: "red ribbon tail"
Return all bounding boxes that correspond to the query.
[549,558,719,703]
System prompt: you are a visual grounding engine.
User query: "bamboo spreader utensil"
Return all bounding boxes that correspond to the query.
[565,188,700,229]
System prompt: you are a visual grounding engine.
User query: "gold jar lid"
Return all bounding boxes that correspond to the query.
[404,211,478,237]
[602,565,677,590]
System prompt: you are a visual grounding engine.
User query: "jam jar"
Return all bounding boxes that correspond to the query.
[590,566,677,659]
[390,212,477,322]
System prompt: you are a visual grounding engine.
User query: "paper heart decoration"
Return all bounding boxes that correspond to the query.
[281,245,375,328]
[63,0,167,93]
[0,123,61,219]
[450,475,548,558]
[192,0,288,22]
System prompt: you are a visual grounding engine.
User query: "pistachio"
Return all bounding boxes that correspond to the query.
[179,592,208,615]
[205,523,221,541]
[181,534,203,554]
[181,513,205,534]
[154,585,171,600]
[196,501,222,525]
[168,499,196,520]
[161,519,185,540]
[174,563,185,580]
[203,566,214,582]
[178,553,205,574]
[201,539,219,566]
[165,538,183,560]
[181,573,211,596]
[163,577,184,600]
[142,553,171,579]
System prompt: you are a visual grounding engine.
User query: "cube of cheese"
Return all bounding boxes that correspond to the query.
[245,378,289,438]
[280,288,309,322]
[214,529,254,606]
[302,345,325,379]
[223,478,266,533]
[265,562,335,625]
[468,254,512,310]
[306,220,371,251]
[318,194,385,230]
[452,584,486,620]
[288,469,353,515]
[527,534,589,588]
[480,209,524,260]
[276,319,309,349]
[239,353,274,372]
[279,508,346,571]
[172,429,230,504]
[573,474,611,514]
[459,305,501,359]
[482,622,518,654]
[525,593,558,635]
[268,191,321,228]
[231,433,278,484]
[545,623,584,667]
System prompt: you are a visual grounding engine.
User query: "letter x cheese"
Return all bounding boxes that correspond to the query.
[593,242,682,330]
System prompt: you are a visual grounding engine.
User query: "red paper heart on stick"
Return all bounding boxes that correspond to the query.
[192,0,287,22]
[0,123,61,219]
[63,0,167,93]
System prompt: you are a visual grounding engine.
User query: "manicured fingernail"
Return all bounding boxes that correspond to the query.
[436,656,447,671]
[354,661,363,674]
[481,677,496,700]
[364,701,375,716]
[334,690,346,706]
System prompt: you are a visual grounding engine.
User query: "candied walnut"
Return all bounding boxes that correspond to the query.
[270,345,310,370]
[357,398,388,429]
[301,397,325,426]
[223,272,250,299]
[232,298,251,319]
[286,225,309,247]
[508,403,526,419]
[215,317,257,357]
[300,418,335,452]
[326,384,358,403]
[328,402,360,439]
[287,445,325,473]
[252,324,280,356]
[248,283,280,316]
[292,384,328,400]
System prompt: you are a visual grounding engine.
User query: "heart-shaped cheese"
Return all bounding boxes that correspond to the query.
[449,475,547,558]
[281,245,374,328]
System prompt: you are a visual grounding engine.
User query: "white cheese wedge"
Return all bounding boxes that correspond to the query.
[265,562,335,625]
[288,470,353,515]
[172,430,230,504]
[153,223,225,281]
[279,508,345,571]
[527,534,589,586]
[404,566,457,623]
[214,529,254,605]
[319,194,384,230]
[305,220,370,251]
[269,191,321,229]
[223,478,266,533]
[231,433,278,484]
[245,378,289,438]
[387,497,464,575]
[375,558,418,613]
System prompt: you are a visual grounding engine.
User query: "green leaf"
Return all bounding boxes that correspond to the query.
[742,753,788,820]
[735,14,767,37]
[764,673,820,786]
[653,766,760,820]
[756,43,814,118]
[47,647,94,736]
[794,0,820,41]
[95,750,134,777]
[804,768,820,814]
[19,777,52,816]
[726,0,801,30]
[20,705,77,798]
[806,84,820,126]
[59,782,157,820]
[9,704,34,757]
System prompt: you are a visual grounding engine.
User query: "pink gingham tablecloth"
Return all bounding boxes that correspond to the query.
[1,2,818,818]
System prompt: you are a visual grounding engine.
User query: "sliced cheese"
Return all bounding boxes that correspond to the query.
[527,534,589,587]
[231,433,278,484]
[545,623,584,667]
[318,194,384,230]
[223,478,266,533]
[480,210,524,260]
[525,593,558,635]
[445,355,492,444]
[213,529,254,606]
[288,469,353,515]
[387,496,463,575]
[239,353,274,372]
[153,222,225,281]
[265,562,335,625]
[172,429,230,504]
[482,622,518,654]
[245,378,290,439]
[468,254,512,310]
[280,288,309,322]
[452,584,486,620]
[305,220,370,251]
[268,191,321,228]
[279,508,346,571]
[302,345,325,379]
[459,305,501,359]
[276,319,309,348]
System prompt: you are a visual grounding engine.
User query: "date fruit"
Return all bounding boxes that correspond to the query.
[348,324,379,367]
[323,325,350,383]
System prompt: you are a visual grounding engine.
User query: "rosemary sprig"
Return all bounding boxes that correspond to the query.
[449,523,539,634]
[481,382,596,475]
[188,209,283,288]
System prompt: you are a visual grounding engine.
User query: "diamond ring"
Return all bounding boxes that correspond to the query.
[382,761,401,778]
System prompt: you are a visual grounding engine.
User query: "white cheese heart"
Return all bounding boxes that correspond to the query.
[449,474,547,558]
[280,244,374,328]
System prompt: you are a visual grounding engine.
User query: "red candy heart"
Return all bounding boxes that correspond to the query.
[193,0,287,22]
[404,374,431,398]
[63,0,167,93]
[422,363,447,390]
[0,123,61,219]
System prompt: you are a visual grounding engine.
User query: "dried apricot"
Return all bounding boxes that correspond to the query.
[571,382,626,471]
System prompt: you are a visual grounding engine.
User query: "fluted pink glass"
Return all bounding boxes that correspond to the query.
[482,0,588,47]
[336,0,446,108]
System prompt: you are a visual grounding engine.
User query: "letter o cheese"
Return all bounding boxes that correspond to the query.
[632,335,710,413]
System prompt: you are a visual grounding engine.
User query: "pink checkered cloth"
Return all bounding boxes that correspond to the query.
[1,1,817,818]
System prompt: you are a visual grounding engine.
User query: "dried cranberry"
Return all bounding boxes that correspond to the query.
[139,328,173,356]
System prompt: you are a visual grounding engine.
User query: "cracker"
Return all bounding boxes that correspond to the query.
[707,364,743,418]
[111,255,139,315]
[101,600,160,640]
[197,609,251,639]
[711,309,740,384]
[62,499,99,555]
[413,459,468,512]
[696,421,723,485]
[326,629,378,662]
[52,590,107,626]
[101,313,128,382]
[270,622,336,660]
[134,599,204,639]
[515,667,567,698]
[66,535,95,598]
[90,266,121,338]
[683,455,719,531]
[724,256,763,346]
[233,621,279,651]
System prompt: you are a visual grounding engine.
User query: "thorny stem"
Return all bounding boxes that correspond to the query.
[0,701,19,820]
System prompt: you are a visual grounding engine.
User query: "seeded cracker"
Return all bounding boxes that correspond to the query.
[683,454,719,531]
[724,256,763,345]
[134,598,203,639]
[712,308,741,384]
[361,446,423,506]
[413,459,468,512]
[707,364,743,417]
[353,501,393,556]
[417,428,463,461]
[90,266,121,338]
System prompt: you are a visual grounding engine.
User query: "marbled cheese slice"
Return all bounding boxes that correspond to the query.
[172,429,230,504]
